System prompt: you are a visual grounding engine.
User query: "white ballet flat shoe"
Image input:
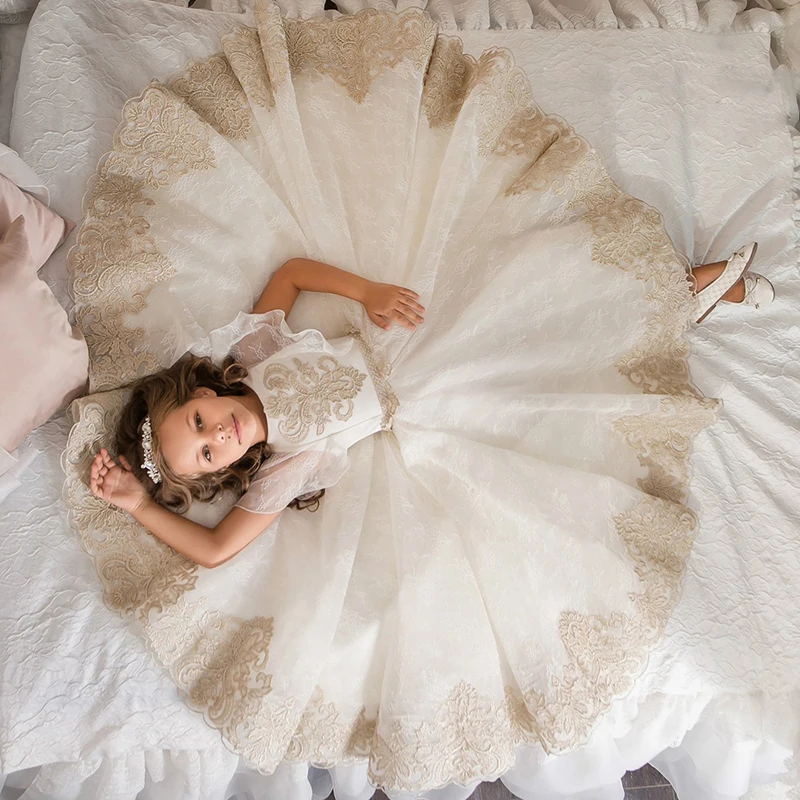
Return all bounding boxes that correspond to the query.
[695,242,759,323]
[741,271,775,310]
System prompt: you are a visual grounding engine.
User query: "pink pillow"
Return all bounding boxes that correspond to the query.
[0,216,88,451]
[0,172,73,271]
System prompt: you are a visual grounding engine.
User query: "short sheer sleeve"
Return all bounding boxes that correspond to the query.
[189,309,352,368]
[189,310,294,368]
[236,447,350,515]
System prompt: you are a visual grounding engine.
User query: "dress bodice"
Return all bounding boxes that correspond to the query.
[243,333,384,454]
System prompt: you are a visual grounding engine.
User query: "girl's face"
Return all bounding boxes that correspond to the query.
[156,388,262,477]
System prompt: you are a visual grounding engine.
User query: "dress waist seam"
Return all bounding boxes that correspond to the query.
[346,327,399,432]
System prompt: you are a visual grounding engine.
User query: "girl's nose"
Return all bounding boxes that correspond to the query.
[216,423,226,442]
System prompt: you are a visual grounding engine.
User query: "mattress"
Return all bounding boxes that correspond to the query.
[1,0,799,798]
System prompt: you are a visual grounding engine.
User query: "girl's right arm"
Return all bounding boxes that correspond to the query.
[90,450,280,569]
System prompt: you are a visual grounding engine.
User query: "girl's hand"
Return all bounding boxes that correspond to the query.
[90,448,150,514]
[361,282,425,331]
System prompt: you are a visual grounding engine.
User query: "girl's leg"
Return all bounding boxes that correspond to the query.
[688,261,745,303]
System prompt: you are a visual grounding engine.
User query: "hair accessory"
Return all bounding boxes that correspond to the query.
[141,415,162,485]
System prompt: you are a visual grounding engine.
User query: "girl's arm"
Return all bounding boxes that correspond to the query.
[131,500,280,569]
[254,257,425,331]
[90,449,280,569]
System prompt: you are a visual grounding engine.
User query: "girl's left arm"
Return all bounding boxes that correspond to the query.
[253,257,425,331]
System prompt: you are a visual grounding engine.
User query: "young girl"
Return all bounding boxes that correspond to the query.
[89,247,772,570]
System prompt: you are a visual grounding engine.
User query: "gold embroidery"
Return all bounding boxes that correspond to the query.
[614,396,719,504]
[422,37,571,163]
[511,498,697,751]
[173,611,275,730]
[346,327,399,431]
[172,54,253,140]
[223,25,275,109]
[371,682,514,789]
[422,36,475,130]
[283,9,436,103]
[262,356,367,443]
[255,0,290,92]
[286,686,374,764]
[69,81,216,392]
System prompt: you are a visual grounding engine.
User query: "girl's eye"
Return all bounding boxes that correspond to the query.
[195,412,202,430]
[203,446,211,463]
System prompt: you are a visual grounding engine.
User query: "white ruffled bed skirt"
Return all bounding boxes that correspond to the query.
[195,0,780,33]
[1,690,797,800]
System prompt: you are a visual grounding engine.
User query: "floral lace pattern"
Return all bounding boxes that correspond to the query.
[283,9,436,103]
[262,356,367,443]
[346,327,399,431]
[63,1,719,793]
[69,82,217,392]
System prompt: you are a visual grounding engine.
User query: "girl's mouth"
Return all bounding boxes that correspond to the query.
[232,414,242,445]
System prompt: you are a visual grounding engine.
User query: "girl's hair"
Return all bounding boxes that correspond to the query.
[116,354,323,515]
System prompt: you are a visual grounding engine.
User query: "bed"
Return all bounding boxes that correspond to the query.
[1,0,799,798]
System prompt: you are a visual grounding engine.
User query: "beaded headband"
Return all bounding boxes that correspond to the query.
[140,416,162,485]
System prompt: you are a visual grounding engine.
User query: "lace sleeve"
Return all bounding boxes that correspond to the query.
[188,309,352,368]
[236,447,350,514]
[189,310,294,367]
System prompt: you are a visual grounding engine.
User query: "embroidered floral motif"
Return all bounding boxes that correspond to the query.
[255,0,291,92]
[172,54,253,140]
[223,25,275,109]
[68,81,216,392]
[422,37,571,162]
[262,356,367,443]
[371,682,514,789]
[346,327,399,431]
[283,9,437,103]
[172,611,275,731]
[286,686,374,764]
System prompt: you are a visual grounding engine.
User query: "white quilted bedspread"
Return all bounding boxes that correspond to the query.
[1,0,799,796]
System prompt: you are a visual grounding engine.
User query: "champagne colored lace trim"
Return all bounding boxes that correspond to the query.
[64,2,719,792]
[223,25,276,110]
[261,355,367,443]
[283,8,437,104]
[346,327,399,431]
[69,81,219,393]
[172,54,253,140]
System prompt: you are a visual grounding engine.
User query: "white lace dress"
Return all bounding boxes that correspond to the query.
[62,1,720,793]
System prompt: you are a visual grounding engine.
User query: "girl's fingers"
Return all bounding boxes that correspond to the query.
[119,455,133,472]
[368,311,389,331]
[398,301,424,323]
[399,295,425,313]
[391,310,415,330]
